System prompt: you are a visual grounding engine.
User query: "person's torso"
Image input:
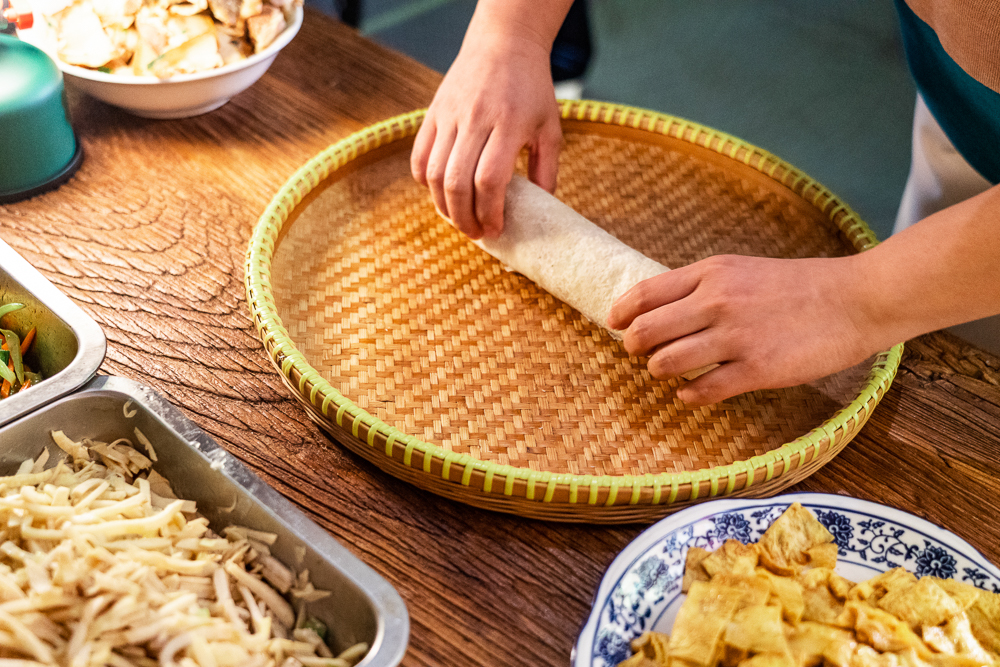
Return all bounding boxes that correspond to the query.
[896,0,1000,184]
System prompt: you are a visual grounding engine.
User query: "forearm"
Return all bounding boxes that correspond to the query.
[462,0,576,57]
[853,182,1000,346]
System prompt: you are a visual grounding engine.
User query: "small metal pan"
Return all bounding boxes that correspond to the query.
[0,237,106,426]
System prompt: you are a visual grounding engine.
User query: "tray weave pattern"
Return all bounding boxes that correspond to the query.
[245,101,902,523]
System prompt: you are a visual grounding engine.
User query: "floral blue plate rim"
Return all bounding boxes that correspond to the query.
[572,492,1000,667]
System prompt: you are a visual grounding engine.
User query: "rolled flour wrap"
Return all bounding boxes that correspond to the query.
[472,175,669,340]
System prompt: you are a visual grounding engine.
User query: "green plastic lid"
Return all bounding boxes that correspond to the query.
[0,33,82,203]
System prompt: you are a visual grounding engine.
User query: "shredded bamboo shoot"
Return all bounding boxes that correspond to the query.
[0,433,368,667]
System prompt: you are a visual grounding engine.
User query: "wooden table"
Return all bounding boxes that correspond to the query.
[4,11,1000,666]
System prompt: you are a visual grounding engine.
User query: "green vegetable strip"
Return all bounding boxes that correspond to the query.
[0,303,24,320]
[0,330,23,384]
[0,356,13,386]
[0,304,27,388]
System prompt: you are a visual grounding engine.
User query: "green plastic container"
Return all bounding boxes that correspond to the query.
[0,33,82,203]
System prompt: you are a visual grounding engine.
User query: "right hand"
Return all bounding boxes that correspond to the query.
[410,31,563,240]
[606,254,883,406]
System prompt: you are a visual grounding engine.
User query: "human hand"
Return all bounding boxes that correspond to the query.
[607,254,888,406]
[410,30,563,240]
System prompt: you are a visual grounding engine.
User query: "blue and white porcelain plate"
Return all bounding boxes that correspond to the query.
[573,493,1000,667]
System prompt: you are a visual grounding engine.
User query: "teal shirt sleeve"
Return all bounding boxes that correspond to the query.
[895,0,1000,185]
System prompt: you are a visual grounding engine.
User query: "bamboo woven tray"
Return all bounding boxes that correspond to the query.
[245,101,902,523]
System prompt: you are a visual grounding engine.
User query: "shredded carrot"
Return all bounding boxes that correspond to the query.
[20,327,35,355]
[20,378,31,392]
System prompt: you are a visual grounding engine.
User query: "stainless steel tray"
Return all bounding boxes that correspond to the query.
[0,237,107,426]
[0,374,410,666]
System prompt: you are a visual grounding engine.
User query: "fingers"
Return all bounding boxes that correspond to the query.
[423,123,458,221]
[410,119,436,187]
[461,117,563,238]
[676,363,757,407]
[418,120,562,239]
[418,121,516,240]
[474,131,523,238]
[621,295,716,360]
[605,263,743,405]
[607,267,702,335]
[528,116,562,195]
[646,335,755,407]
[441,128,495,239]
[646,330,727,380]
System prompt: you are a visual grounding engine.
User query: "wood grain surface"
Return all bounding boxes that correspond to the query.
[2,11,1000,666]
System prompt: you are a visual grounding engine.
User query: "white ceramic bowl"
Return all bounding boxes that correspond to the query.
[17,5,302,119]
[573,492,1000,667]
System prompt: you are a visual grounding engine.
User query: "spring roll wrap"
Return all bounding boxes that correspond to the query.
[472,175,670,340]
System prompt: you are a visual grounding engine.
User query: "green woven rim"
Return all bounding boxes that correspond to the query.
[245,100,903,509]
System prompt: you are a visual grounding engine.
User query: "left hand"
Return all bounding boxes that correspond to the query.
[606,254,885,406]
[409,4,565,240]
